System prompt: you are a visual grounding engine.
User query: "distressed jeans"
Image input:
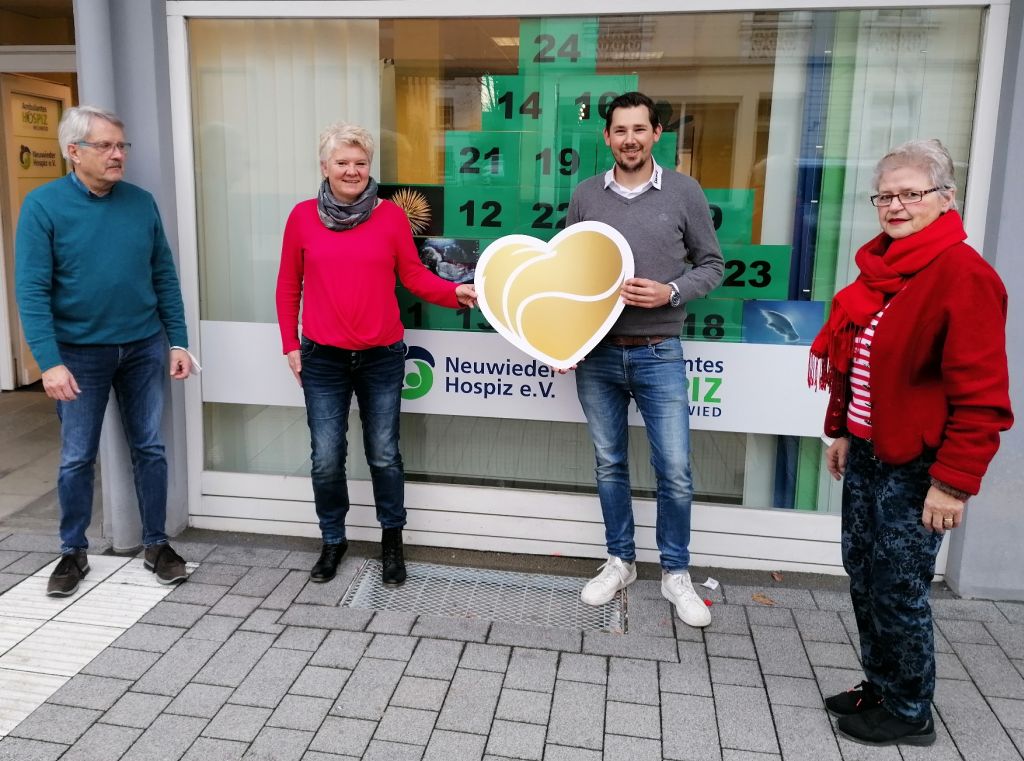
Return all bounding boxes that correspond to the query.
[574,337,694,571]
[56,332,169,554]
[842,435,943,722]
[300,336,407,544]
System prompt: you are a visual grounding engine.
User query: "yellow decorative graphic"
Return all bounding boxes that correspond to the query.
[390,187,432,235]
[475,222,634,369]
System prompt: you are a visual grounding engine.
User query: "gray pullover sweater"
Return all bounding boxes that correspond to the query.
[565,169,724,336]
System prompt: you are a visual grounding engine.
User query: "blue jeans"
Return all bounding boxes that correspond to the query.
[575,337,693,571]
[56,332,169,554]
[842,435,942,723]
[300,336,407,544]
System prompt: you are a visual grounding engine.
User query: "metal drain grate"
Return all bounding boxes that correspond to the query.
[340,560,624,633]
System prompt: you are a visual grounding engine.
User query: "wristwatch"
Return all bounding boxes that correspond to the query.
[668,282,682,308]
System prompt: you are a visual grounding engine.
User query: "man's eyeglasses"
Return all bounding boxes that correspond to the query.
[75,140,131,155]
[869,187,942,207]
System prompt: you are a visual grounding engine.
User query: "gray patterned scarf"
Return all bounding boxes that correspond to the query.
[317,177,379,231]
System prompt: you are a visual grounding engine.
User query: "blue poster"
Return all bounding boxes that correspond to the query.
[741,300,826,346]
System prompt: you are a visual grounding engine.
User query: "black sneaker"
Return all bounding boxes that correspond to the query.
[825,681,883,717]
[310,541,348,583]
[837,705,936,746]
[381,527,406,585]
[144,543,187,585]
[47,550,89,596]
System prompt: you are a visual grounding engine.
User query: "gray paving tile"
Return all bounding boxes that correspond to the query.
[134,637,222,696]
[209,593,262,618]
[230,567,289,597]
[411,614,490,643]
[714,684,778,754]
[203,703,273,742]
[187,563,252,587]
[166,683,234,718]
[113,623,186,653]
[764,675,823,709]
[242,727,313,761]
[301,753,355,761]
[180,737,247,761]
[505,647,558,692]
[547,679,605,750]
[260,570,309,611]
[812,666,866,706]
[139,601,208,627]
[582,631,678,661]
[9,703,101,744]
[952,641,1024,698]
[703,604,750,636]
[901,718,976,761]
[604,734,661,761]
[100,691,171,729]
[82,646,160,680]
[363,739,424,760]
[0,738,68,761]
[936,651,970,680]
[751,625,812,677]
[165,581,230,606]
[309,716,377,757]
[810,589,853,612]
[803,641,860,669]
[422,729,486,761]
[460,643,510,673]
[193,631,276,688]
[294,558,361,605]
[230,646,311,708]
[0,533,60,552]
[938,619,997,644]
[0,549,26,571]
[239,608,285,635]
[392,676,450,711]
[541,745,601,761]
[710,656,763,687]
[726,585,817,609]
[626,594,676,637]
[931,598,1007,623]
[406,638,464,680]
[166,542,218,563]
[289,665,351,700]
[332,656,406,720]
[121,714,206,761]
[488,621,582,652]
[366,633,418,661]
[722,752,782,761]
[706,632,757,659]
[277,604,373,631]
[279,550,320,571]
[275,626,328,652]
[607,657,658,704]
[202,546,289,568]
[0,573,22,594]
[495,687,552,724]
[183,614,243,643]
[375,705,437,745]
[265,694,334,732]
[934,678,1021,761]
[772,705,840,760]
[661,641,712,697]
[989,697,1024,730]
[557,653,606,685]
[932,621,954,653]
[366,610,417,635]
[661,693,719,761]
[436,668,504,735]
[486,719,545,760]
[792,609,850,643]
[996,602,1024,624]
[48,674,131,711]
[605,700,659,739]
[745,606,795,628]
[309,631,372,669]
[0,551,55,574]
[60,724,141,761]
[987,621,1024,659]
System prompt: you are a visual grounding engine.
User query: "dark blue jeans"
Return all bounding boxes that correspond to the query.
[56,332,169,554]
[842,435,943,722]
[300,336,407,544]
[574,337,693,571]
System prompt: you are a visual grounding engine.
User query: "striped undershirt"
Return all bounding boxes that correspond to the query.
[846,307,887,440]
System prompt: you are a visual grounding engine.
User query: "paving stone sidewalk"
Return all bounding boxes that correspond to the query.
[0,529,1022,761]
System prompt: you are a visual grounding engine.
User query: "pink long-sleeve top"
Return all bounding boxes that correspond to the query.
[276,198,459,353]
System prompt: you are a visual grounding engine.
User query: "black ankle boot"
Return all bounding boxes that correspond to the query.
[310,541,347,583]
[381,527,406,585]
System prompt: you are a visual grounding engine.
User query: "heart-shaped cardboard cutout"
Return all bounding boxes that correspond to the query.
[475,221,634,370]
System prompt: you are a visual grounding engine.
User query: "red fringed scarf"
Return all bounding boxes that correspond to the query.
[808,210,967,391]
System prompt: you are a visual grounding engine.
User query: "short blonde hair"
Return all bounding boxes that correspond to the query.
[318,122,374,164]
[874,138,957,210]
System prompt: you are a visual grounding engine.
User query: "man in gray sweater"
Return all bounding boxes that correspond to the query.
[566,91,723,627]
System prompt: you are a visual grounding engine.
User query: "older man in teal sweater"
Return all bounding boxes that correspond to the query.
[15,105,193,595]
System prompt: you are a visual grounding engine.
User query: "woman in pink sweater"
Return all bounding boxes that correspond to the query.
[276,123,476,586]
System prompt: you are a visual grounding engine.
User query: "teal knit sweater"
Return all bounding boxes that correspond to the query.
[15,174,188,372]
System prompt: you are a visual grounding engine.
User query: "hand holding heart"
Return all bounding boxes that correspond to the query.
[474,222,635,370]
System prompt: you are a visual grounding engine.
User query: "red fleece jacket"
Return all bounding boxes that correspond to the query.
[824,237,1013,495]
[276,199,458,353]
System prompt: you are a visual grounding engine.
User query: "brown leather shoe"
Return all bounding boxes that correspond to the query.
[144,543,187,584]
[47,550,89,596]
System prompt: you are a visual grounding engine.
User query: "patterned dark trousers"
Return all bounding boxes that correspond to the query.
[841,435,943,722]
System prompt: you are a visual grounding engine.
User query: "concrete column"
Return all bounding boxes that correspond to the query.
[946,0,1024,600]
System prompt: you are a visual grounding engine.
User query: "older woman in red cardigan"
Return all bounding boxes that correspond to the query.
[810,139,1012,747]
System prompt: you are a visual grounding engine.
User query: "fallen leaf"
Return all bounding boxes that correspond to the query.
[751,592,776,606]
[770,571,784,582]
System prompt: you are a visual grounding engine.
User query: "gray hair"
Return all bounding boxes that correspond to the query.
[318,122,374,165]
[58,106,124,159]
[873,138,958,210]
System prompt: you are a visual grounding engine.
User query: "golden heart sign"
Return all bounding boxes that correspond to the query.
[474,221,634,370]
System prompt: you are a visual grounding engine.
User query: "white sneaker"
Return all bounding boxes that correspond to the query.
[580,556,637,606]
[661,570,711,628]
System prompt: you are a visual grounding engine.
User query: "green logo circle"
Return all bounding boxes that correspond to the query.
[19,145,32,170]
[402,360,434,400]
